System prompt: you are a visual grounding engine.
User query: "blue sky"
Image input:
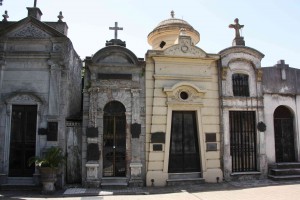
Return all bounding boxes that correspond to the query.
[1,0,299,68]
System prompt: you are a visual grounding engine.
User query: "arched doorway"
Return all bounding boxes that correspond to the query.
[274,106,295,162]
[103,101,126,177]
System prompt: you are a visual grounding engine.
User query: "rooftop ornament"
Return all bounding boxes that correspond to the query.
[229,18,245,46]
[2,10,8,22]
[57,11,64,22]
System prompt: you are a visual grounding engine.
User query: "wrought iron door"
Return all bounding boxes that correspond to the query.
[274,106,295,162]
[169,111,200,173]
[103,102,126,177]
[230,111,257,172]
[9,105,37,177]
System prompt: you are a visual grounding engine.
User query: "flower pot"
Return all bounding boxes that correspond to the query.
[39,167,58,193]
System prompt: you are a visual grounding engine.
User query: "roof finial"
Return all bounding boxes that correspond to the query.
[2,10,8,22]
[171,10,175,18]
[34,0,37,7]
[57,11,64,22]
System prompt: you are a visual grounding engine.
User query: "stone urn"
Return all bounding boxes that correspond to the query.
[39,167,58,193]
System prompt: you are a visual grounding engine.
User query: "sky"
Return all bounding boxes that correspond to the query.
[1,0,300,68]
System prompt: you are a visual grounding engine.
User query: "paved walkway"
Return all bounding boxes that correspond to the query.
[1,179,300,199]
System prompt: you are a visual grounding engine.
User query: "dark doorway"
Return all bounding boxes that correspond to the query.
[230,111,257,172]
[169,111,201,173]
[9,105,37,177]
[103,101,126,177]
[274,106,295,162]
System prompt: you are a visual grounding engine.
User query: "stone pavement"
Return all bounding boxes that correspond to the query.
[1,179,300,199]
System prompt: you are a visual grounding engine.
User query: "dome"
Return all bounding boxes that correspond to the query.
[148,11,200,50]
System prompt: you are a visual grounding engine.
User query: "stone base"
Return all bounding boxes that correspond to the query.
[128,179,144,187]
[0,174,7,185]
[83,180,100,188]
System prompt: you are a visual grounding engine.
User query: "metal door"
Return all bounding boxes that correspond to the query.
[9,105,37,177]
[274,106,295,162]
[168,111,200,173]
[103,101,126,177]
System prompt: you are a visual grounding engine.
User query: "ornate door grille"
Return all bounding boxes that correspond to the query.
[230,111,257,172]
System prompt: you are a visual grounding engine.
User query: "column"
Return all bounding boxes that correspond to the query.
[129,89,143,186]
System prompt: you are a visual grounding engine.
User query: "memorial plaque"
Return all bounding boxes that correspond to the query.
[38,128,47,135]
[131,123,141,138]
[153,144,163,151]
[206,133,216,142]
[206,143,217,151]
[47,122,58,141]
[151,132,165,143]
[87,143,100,161]
[86,127,98,138]
[98,73,132,80]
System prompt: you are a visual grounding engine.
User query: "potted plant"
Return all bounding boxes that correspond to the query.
[28,146,65,193]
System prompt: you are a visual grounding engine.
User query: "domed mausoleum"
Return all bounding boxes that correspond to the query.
[147,11,200,50]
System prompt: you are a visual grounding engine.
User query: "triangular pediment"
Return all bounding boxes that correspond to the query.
[1,17,66,38]
[164,35,207,58]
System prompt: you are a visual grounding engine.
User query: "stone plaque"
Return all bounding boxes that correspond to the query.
[38,128,47,135]
[206,143,217,151]
[47,122,58,141]
[131,123,141,138]
[98,73,132,80]
[206,133,216,142]
[153,144,163,151]
[86,127,98,138]
[87,144,100,161]
[151,132,165,143]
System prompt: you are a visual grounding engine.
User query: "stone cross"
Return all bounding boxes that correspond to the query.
[109,22,123,40]
[229,18,244,38]
[34,0,37,7]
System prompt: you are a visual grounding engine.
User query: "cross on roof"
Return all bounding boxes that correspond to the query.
[276,60,289,68]
[229,18,244,38]
[109,22,123,40]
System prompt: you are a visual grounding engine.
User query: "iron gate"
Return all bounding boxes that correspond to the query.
[230,111,257,172]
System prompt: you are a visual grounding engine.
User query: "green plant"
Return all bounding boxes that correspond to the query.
[28,146,65,169]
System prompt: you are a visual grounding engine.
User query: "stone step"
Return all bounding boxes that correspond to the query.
[101,177,128,188]
[268,174,300,181]
[270,168,300,176]
[6,177,35,185]
[269,162,300,169]
[168,172,201,179]
[166,177,205,186]
[1,177,40,191]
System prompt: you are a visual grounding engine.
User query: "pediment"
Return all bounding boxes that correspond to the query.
[92,46,139,65]
[1,17,66,38]
[7,22,51,38]
[95,52,134,64]
[164,35,207,58]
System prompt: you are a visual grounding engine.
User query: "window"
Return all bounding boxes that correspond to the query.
[232,73,249,97]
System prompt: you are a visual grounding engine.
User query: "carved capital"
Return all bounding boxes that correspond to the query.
[222,67,229,80]
[256,69,263,82]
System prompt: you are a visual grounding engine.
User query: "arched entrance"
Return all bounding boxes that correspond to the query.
[103,101,126,177]
[274,106,295,162]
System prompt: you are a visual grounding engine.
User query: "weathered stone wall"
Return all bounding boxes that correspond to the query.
[220,46,266,181]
